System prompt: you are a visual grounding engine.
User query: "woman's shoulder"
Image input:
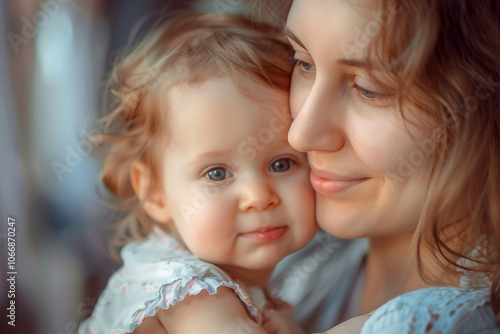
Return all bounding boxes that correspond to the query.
[361,287,500,334]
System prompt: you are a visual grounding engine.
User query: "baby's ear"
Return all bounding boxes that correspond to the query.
[130,161,172,224]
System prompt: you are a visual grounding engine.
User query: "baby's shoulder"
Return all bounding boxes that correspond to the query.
[361,287,500,334]
[133,288,251,334]
[79,232,262,334]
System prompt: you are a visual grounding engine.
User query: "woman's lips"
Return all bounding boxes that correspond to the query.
[240,226,287,242]
[310,170,367,195]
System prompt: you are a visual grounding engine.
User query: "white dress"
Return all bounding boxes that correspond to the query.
[78,227,267,334]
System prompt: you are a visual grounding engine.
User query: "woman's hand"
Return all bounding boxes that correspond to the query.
[317,313,373,334]
[261,302,304,334]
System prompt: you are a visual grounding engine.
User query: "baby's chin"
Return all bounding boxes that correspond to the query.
[237,244,312,270]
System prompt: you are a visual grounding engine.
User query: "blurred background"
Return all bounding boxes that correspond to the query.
[0,0,276,333]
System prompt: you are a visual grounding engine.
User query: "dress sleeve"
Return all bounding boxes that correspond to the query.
[123,274,262,333]
[80,274,262,334]
[79,233,263,334]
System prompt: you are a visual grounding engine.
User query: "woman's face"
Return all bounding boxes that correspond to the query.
[286,0,434,239]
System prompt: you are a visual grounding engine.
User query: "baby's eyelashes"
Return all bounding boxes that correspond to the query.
[205,167,233,181]
[269,158,295,173]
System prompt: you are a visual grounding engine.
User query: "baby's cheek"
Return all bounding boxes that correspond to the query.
[290,181,316,226]
[296,182,318,246]
[182,222,228,259]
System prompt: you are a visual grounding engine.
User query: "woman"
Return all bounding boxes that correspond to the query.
[267,0,500,332]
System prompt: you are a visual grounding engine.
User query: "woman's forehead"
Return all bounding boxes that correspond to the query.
[287,0,375,60]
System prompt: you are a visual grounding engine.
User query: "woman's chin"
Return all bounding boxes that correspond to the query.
[316,202,363,239]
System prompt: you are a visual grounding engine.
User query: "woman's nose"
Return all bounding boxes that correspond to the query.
[238,177,280,212]
[288,80,346,153]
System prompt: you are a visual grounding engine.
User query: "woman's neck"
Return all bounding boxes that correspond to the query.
[359,231,431,314]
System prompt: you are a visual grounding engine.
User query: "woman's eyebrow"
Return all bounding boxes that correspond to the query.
[283,26,308,50]
[336,59,366,68]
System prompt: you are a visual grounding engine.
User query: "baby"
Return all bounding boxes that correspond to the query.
[78,12,317,334]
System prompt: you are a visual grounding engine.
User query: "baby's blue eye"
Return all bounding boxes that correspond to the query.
[206,168,232,181]
[270,158,294,173]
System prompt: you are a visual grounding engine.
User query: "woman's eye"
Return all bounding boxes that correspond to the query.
[270,158,294,173]
[352,83,383,99]
[351,80,393,107]
[205,168,232,181]
[290,58,316,72]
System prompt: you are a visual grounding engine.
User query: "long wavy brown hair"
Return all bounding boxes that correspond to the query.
[91,11,292,261]
[259,0,500,323]
[366,0,500,323]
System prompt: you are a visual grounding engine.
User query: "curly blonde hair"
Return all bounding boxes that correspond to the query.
[92,11,292,261]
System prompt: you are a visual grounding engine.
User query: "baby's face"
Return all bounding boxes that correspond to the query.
[159,78,317,276]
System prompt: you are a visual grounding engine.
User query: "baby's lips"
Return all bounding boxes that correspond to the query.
[240,226,287,242]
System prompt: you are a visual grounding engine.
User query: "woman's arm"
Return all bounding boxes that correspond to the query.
[318,313,372,334]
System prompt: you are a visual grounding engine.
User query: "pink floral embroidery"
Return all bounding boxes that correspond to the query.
[89,328,93,334]
[121,285,127,292]
[146,286,153,292]
[189,283,194,290]
[139,314,146,324]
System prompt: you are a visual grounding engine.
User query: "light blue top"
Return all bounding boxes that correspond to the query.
[78,227,266,334]
[362,287,499,333]
[270,231,500,333]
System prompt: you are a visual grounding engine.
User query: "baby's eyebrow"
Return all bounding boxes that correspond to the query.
[190,149,235,162]
[283,26,308,50]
